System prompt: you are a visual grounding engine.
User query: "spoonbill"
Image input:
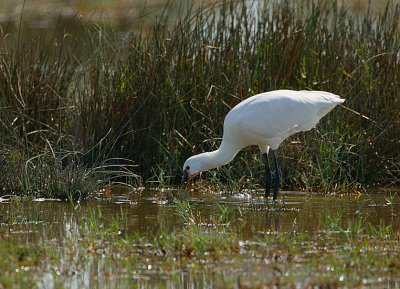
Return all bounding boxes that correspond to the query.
[181,89,344,200]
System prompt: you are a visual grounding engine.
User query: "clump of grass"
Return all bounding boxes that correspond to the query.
[1,0,399,197]
[0,145,139,200]
[174,199,240,227]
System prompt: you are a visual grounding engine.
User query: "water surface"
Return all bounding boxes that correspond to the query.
[1,188,399,288]
[1,187,399,238]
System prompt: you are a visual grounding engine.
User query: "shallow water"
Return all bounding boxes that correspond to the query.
[1,188,399,288]
[1,188,399,239]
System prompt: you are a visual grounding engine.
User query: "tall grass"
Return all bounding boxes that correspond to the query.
[0,0,399,198]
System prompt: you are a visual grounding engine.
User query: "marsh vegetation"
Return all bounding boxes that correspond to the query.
[1,0,399,199]
[0,1,400,287]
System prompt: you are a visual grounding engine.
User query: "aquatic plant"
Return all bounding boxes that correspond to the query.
[0,199,399,288]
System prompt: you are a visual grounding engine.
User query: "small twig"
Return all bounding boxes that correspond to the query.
[339,104,377,123]
[206,84,241,102]
[45,138,56,159]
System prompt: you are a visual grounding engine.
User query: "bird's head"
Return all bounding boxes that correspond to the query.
[181,155,204,184]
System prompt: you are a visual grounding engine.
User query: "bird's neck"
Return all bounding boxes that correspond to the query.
[200,140,240,171]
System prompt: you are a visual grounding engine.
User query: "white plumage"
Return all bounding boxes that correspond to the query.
[182,89,344,200]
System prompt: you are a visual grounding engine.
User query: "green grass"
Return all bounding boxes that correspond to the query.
[0,0,399,199]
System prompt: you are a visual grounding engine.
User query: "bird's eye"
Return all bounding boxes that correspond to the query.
[185,166,190,170]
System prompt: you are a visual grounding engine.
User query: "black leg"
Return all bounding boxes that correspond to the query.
[273,150,281,201]
[263,152,272,198]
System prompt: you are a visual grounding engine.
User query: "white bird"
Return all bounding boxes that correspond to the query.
[181,89,345,200]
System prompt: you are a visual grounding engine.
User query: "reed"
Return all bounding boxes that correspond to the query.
[0,0,399,198]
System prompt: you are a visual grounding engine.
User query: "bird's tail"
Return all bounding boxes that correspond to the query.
[303,90,345,104]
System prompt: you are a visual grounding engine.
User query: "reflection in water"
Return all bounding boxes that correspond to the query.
[1,189,400,237]
[265,209,282,232]
[0,188,399,288]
